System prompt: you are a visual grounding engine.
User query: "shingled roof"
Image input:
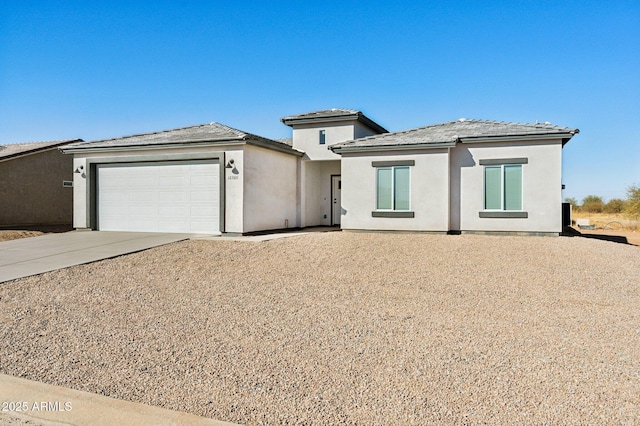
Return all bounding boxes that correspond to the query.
[281,108,388,134]
[0,140,83,161]
[61,122,302,156]
[331,119,579,153]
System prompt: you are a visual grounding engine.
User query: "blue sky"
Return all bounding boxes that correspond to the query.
[1,1,638,201]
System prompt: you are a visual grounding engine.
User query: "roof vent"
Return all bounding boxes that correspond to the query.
[458,118,466,122]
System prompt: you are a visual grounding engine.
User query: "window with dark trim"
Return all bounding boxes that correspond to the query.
[484,164,523,211]
[377,166,410,211]
[479,160,528,218]
[319,130,326,145]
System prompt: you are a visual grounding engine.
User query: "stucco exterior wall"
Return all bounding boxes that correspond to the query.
[300,160,341,227]
[340,149,450,231]
[450,140,564,233]
[354,121,382,139]
[242,144,299,233]
[0,149,73,226]
[292,123,354,161]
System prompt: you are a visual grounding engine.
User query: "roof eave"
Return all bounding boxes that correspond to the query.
[0,139,83,162]
[459,132,577,144]
[356,114,388,134]
[281,114,360,127]
[331,141,457,154]
[281,113,388,133]
[245,139,305,156]
[61,138,303,157]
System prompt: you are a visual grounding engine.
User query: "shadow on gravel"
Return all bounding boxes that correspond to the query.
[562,226,631,246]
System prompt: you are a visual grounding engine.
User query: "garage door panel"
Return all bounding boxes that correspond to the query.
[158,191,186,203]
[190,205,216,216]
[190,190,217,202]
[158,205,187,216]
[188,175,218,188]
[158,220,189,232]
[97,160,220,234]
[158,176,187,187]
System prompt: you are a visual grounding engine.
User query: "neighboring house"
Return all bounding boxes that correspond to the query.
[0,140,81,227]
[61,110,578,235]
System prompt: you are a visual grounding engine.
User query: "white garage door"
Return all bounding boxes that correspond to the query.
[97,160,220,234]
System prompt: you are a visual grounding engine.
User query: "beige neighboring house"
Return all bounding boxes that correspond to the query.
[0,140,82,227]
[61,109,578,236]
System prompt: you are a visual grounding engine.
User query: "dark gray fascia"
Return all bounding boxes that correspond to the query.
[62,139,303,157]
[282,113,388,134]
[331,141,456,154]
[460,133,576,144]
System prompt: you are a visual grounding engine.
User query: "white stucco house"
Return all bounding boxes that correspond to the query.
[61,109,578,236]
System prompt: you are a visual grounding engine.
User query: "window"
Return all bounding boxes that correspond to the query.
[484,165,522,210]
[377,166,410,210]
[319,130,326,145]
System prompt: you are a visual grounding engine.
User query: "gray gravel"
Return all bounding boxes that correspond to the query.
[0,232,638,425]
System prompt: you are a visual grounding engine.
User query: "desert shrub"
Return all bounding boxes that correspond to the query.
[624,185,640,220]
[581,195,604,213]
[604,198,626,214]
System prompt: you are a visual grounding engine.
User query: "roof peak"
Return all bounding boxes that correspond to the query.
[61,121,301,156]
[90,122,224,144]
[281,108,388,133]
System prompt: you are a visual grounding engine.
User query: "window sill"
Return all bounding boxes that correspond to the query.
[372,211,415,218]
[479,211,528,218]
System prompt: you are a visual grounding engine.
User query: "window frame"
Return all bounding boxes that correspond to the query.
[375,165,411,211]
[483,164,524,212]
[319,129,326,145]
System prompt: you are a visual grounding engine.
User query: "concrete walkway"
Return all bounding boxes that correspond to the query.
[0,231,195,283]
[0,374,238,425]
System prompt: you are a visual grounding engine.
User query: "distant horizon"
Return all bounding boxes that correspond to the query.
[1,1,638,201]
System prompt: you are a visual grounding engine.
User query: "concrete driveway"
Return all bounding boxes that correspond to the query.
[0,231,195,283]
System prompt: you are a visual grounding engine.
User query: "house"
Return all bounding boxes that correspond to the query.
[61,110,578,235]
[0,140,82,228]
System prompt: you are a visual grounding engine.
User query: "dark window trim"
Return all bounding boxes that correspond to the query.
[372,211,415,218]
[479,211,528,218]
[319,130,326,145]
[479,158,528,166]
[372,160,415,167]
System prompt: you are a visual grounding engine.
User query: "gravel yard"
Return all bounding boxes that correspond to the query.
[0,232,638,425]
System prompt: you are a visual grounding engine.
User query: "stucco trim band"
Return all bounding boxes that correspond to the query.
[371,160,415,167]
[479,158,528,165]
[372,211,415,218]
[479,211,529,218]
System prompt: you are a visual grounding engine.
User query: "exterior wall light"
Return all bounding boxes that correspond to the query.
[225,159,239,175]
[74,165,86,178]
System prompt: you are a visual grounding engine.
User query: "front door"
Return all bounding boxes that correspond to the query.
[331,175,341,226]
